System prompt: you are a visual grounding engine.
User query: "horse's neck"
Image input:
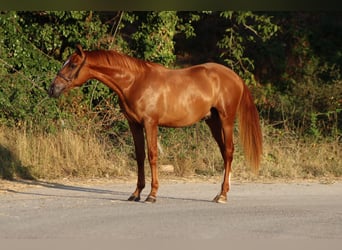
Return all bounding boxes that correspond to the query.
[88,63,135,97]
[86,50,154,96]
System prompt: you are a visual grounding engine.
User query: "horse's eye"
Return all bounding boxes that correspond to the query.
[70,63,77,69]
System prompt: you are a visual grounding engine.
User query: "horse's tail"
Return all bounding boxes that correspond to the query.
[237,83,263,173]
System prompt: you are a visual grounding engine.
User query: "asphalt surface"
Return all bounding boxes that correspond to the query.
[0,181,341,239]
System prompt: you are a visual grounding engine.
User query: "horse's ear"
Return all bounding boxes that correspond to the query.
[75,44,85,58]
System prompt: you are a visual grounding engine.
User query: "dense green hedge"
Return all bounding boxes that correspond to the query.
[0,11,341,138]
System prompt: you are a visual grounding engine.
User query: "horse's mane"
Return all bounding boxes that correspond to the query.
[86,50,161,73]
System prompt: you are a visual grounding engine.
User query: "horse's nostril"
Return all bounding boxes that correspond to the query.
[48,85,54,97]
[48,83,63,98]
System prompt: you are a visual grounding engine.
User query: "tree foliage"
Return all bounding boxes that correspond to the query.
[0,11,340,138]
[131,11,178,67]
[252,12,342,137]
[217,11,279,84]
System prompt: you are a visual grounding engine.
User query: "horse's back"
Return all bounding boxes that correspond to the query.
[190,62,245,116]
[192,62,245,96]
[131,61,245,126]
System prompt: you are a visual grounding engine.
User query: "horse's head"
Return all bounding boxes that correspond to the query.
[49,45,88,98]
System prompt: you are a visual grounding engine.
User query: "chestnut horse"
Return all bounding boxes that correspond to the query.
[49,45,262,203]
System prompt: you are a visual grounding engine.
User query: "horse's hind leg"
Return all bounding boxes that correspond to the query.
[127,122,146,202]
[216,116,235,203]
[206,110,234,203]
[205,109,225,159]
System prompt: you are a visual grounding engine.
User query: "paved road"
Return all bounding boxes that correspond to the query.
[0,180,341,239]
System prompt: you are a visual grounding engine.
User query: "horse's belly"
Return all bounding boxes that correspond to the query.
[158,106,211,127]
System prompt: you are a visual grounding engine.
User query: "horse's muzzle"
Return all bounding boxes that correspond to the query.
[48,82,64,98]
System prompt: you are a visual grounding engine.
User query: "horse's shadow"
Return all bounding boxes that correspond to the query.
[4,179,212,203]
[4,179,131,202]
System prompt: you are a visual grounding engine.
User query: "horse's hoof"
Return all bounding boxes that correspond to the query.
[145,195,157,203]
[213,194,227,204]
[128,194,140,202]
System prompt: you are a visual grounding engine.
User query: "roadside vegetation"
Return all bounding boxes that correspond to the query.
[1,124,340,182]
[0,11,341,181]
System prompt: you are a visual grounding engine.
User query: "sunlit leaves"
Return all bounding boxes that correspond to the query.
[218,11,279,85]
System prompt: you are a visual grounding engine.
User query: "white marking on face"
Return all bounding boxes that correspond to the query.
[63,59,70,67]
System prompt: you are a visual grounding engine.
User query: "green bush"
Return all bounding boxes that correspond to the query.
[0,11,340,147]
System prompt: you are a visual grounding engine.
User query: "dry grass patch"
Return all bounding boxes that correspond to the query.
[158,124,341,182]
[1,124,341,182]
[0,126,129,180]
[260,129,341,181]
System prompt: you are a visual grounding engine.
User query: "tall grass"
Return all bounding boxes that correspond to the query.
[0,126,129,180]
[0,123,341,181]
[158,124,341,181]
[260,126,342,180]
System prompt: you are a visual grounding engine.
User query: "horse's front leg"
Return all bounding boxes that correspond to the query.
[144,121,159,203]
[127,122,146,202]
